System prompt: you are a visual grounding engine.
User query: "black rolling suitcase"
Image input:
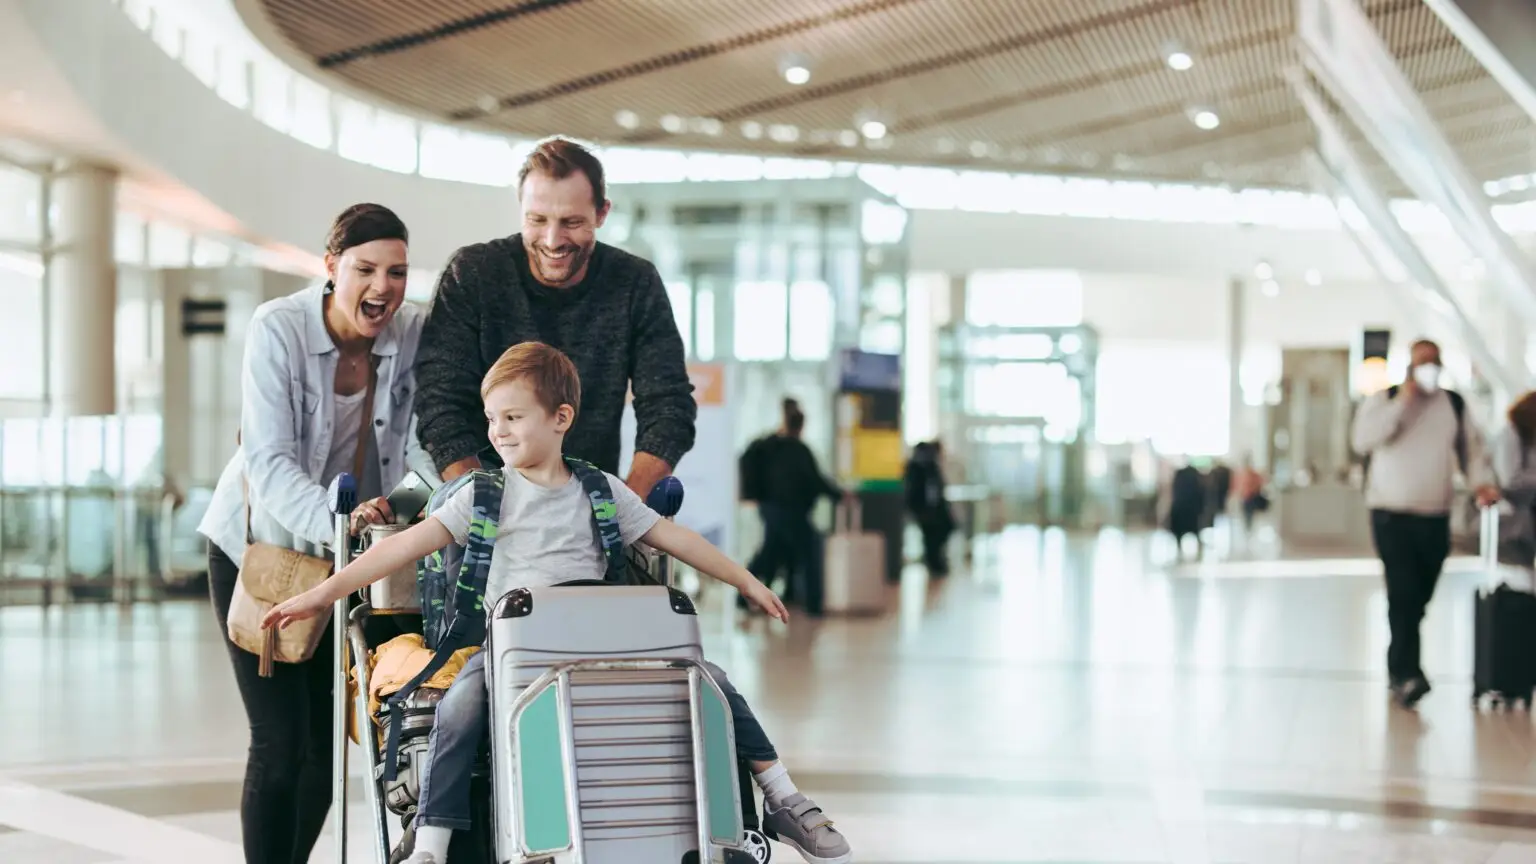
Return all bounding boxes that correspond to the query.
[1472,504,1536,710]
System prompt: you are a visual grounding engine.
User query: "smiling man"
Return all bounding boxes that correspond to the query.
[414,137,695,495]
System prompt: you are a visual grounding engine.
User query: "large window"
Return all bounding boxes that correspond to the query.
[337,98,418,174]
[965,362,1081,434]
[733,282,788,361]
[0,252,44,402]
[419,125,518,186]
[965,270,1083,327]
[0,164,41,245]
[666,282,693,358]
[788,280,834,361]
[1096,341,1230,455]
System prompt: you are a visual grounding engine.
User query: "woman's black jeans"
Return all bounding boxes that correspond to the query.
[208,546,334,864]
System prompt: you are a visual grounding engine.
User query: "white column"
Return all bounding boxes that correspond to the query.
[1227,276,1245,458]
[48,161,118,416]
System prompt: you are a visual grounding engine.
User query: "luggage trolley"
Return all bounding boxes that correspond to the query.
[328,473,773,864]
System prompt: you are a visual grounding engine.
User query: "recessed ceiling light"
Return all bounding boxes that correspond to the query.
[660,114,685,133]
[1260,279,1280,297]
[860,119,887,140]
[1304,268,1322,286]
[1191,108,1220,130]
[614,110,639,130]
[741,121,764,140]
[837,129,859,147]
[1162,39,1194,71]
[778,53,813,86]
[476,95,500,113]
[691,117,723,136]
[969,140,990,158]
[1254,260,1274,280]
[768,124,800,143]
[935,138,956,154]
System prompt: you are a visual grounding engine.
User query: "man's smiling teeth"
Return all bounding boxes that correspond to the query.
[542,249,571,260]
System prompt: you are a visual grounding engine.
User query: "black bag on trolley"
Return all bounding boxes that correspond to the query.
[1472,503,1536,710]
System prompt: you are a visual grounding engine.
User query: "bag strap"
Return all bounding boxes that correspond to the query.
[242,356,378,545]
[565,457,628,583]
[382,469,503,782]
[1448,389,1468,474]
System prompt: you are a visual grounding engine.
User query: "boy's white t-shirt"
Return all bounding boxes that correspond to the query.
[431,466,661,604]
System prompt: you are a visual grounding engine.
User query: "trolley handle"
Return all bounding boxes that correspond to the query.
[327,473,359,864]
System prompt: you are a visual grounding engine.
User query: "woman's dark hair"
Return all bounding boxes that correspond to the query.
[325,203,408,259]
[1510,390,1536,448]
[323,203,408,290]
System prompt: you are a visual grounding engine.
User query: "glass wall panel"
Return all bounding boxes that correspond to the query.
[0,164,41,245]
[0,252,44,401]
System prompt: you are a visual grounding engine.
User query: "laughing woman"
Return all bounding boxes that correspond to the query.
[198,203,430,864]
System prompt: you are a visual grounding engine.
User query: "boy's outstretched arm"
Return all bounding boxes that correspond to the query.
[641,519,789,622]
[263,517,454,629]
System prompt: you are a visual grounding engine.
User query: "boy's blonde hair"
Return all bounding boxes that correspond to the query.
[481,341,581,420]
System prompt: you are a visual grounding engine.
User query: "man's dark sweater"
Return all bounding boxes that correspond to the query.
[414,236,696,477]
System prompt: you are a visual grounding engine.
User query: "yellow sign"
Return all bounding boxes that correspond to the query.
[850,428,904,481]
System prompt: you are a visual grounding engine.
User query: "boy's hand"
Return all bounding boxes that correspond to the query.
[740,579,789,622]
[262,585,335,630]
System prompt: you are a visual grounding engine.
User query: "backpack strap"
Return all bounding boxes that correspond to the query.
[564,457,629,584]
[381,469,504,782]
[1448,389,1467,474]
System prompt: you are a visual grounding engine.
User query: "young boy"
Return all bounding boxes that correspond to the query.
[264,342,852,864]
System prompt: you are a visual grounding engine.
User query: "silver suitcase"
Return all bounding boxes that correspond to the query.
[485,583,753,864]
[823,501,889,614]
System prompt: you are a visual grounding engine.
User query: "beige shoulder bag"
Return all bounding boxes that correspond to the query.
[227,363,377,677]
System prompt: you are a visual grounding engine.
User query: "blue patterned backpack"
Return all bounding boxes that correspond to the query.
[380,457,628,781]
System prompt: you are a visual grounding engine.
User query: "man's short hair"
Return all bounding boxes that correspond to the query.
[481,341,582,421]
[518,137,606,208]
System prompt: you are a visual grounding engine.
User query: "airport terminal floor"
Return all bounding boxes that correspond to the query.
[7,524,1536,864]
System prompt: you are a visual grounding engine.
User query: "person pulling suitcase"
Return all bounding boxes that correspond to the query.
[1350,339,1500,709]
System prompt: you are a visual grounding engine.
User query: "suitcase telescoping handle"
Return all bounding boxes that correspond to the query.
[835,496,862,535]
[1480,502,1500,571]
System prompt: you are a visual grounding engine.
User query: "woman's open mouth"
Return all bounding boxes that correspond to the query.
[360,299,389,323]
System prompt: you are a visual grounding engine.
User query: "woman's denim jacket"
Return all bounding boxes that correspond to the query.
[198,282,435,563]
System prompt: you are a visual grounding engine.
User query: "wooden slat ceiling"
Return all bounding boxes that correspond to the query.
[253,0,1536,193]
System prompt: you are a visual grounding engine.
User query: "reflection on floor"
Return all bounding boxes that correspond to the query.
[7,525,1536,863]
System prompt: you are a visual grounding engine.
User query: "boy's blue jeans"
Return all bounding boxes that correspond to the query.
[415,651,777,831]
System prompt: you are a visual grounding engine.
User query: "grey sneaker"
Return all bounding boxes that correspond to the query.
[763,793,851,864]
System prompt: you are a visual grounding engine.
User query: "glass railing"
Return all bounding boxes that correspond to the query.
[97,0,1536,235]
[0,414,209,605]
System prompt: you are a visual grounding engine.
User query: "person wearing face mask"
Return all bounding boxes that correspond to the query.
[413,136,695,497]
[197,203,431,864]
[1351,338,1500,709]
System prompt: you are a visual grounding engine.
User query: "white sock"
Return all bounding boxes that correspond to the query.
[753,762,799,809]
[411,825,452,862]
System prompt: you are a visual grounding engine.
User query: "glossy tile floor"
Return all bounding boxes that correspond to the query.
[9,523,1536,862]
